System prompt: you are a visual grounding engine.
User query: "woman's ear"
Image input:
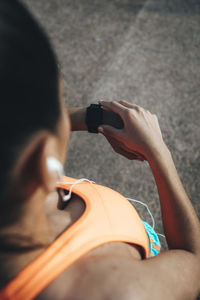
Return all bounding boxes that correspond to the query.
[12,131,62,200]
[46,157,64,178]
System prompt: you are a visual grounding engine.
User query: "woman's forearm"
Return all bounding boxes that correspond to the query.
[67,107,87,131]
[147,144,200,255]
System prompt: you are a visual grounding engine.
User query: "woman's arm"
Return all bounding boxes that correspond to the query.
[141,145,200,299]
[98,100,200,255]
[97,100,200,298]
[147,143,200,254]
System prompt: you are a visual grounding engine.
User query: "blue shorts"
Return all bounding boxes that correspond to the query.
[142,221,161,257]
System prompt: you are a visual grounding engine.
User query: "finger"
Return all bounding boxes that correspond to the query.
[104,134,125,149]
[116,147,145,161]
[118,101,149,114]
[98,124,122,137]
[116,149,143,160]
[131,150,146,160]
[119,100,139,109]
[120,146,145,160]
[104,135,145,161]
[99,101,127,117]
[102,130,146,160]
[117,143,146,160]
[111,143,143,160]
[132,152,146,160]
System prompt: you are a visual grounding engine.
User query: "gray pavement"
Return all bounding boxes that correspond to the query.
[23,0,200,257]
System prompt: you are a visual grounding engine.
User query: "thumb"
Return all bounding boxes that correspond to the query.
[98,125,120,136]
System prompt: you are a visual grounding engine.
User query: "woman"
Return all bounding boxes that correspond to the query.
[0,0,200,299]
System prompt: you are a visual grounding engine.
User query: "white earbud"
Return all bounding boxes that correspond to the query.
[46,156,64,178]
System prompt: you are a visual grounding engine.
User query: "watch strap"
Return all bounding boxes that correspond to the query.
[85,104,103,133]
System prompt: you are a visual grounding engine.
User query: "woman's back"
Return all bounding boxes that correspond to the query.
[0,178,146,299]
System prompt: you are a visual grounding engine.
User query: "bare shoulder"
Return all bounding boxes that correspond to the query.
[37,251,143,300]
[68,250,200,300]
[36,248,200,300]
[138,250,200,300]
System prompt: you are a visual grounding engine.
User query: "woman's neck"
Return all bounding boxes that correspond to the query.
[0,189,85,288]
[0,188,54,285]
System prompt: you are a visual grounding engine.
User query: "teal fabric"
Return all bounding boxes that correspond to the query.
[142,220,161,257]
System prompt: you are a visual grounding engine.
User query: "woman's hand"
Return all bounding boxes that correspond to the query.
[99,100,165,161]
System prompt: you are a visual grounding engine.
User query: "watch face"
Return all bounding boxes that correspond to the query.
[86,104,103,133]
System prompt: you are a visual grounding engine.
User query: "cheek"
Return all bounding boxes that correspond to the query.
[61,110,71,157]
[65,114,71,145]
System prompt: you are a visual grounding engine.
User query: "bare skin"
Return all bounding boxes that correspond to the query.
[0,94,200,299]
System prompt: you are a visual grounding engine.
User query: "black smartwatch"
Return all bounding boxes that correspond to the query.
[85,104,103,133]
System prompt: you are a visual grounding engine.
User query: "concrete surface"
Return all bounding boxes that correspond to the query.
[24,0,199,270]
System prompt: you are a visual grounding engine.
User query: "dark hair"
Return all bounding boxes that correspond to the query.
[0,0,60,214]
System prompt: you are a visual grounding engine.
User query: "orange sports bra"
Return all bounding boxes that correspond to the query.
[0,176,149,300]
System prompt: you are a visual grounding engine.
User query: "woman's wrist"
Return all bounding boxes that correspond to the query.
[67,107,87,131]
[67,106,124,132]
[146,142,171,167]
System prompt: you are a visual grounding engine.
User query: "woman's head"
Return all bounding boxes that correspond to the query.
[0,0,69,225]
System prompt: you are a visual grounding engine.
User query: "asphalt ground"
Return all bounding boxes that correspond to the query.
[23,0,200,259]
